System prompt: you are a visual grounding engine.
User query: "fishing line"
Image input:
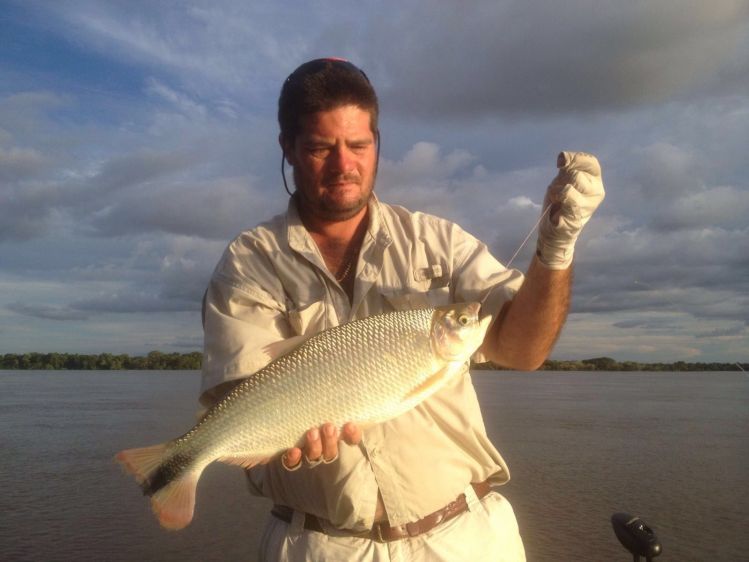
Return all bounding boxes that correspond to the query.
[479,204,551,308]
[505,205,550,269]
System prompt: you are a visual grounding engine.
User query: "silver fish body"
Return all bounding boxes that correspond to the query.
[116,302,490,530]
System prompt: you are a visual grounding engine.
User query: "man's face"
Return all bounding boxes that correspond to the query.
[284,104,377,222]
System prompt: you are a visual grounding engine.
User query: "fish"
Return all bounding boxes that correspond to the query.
[115,302,491,530]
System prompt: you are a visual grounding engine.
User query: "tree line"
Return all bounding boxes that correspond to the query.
[0,351,202,370]
[1,352,745,372]
[475,356,748,372]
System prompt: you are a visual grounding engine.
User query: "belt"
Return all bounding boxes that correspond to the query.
[270,480,492,543]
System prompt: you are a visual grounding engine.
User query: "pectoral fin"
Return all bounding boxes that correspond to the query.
[402,362,464,406]
[217,454,272,469]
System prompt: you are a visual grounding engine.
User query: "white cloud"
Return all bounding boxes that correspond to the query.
[145,78,207,117]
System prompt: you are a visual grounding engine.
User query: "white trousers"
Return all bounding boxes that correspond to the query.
[258,488,526,562]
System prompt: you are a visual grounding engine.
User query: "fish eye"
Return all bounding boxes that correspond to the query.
[457,314,469,326]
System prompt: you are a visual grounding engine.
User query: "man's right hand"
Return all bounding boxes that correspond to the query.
[282,422,362,470]
[536,151,605,270]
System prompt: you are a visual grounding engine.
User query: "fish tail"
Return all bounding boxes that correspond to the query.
[115,444,167,485]
[115,444,202,530]
[149,469,202,530]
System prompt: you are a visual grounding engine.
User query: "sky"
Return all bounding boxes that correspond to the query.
[1,0,747,363]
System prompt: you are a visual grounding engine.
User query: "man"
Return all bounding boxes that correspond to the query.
[201,58,604,561]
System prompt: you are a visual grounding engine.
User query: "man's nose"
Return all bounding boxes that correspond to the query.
[328,145,355,174]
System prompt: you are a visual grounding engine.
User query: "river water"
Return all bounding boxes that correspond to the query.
[0,370,746,561]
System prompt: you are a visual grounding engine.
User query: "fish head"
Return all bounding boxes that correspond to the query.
[430,302,491,362]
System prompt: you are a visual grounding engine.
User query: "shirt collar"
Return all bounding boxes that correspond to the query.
[286,193,392,255]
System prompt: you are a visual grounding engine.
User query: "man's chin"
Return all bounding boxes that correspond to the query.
[319,194,371,221]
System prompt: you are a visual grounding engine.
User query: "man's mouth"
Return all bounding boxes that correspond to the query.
[326,175,360,188]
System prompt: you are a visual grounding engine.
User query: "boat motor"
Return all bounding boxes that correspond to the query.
[611,512,662,562]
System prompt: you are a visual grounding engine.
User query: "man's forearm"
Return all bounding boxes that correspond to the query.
[483,256,572,370]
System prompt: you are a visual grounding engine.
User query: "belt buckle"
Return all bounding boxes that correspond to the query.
[405,521,421,537]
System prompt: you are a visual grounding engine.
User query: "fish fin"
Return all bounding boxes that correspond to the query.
[150,470,201,531]
[217,454,271,469]
[261,334,312,362]
[403,363,463,404]
[115,444,168,485]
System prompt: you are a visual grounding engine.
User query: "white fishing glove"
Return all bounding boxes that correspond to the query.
[536,151,605,270]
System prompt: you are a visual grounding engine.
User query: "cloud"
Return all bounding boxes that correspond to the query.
[145,78,207,117]
[30,0,307,99]
[95,149,192,192]
[370,0,749,117]
[0,146,48,181]
[86,175,273,240]
[0,186,56,241]
[0,87,279,243]
[630,143,702,200]
[6,302,89,321]
[656,186,749,231]
[0,92,69,138]
[0,144,196,241]
[377,142,552,258]
[70,293,196,313]
[613,318,681,330]
[67,234,224,314]
[15,1,749,120]
[695,324,746,339]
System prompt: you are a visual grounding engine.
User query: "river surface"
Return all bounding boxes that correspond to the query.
[1,370,746,561]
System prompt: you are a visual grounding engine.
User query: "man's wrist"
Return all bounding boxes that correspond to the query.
[535,239,575,270]
[535,209,580,269]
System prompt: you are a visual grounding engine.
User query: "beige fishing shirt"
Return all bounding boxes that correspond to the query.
[201,195,525,531]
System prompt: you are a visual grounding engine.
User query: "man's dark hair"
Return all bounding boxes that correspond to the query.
[278,58,379,146]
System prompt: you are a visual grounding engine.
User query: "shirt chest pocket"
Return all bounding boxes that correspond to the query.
[383,263,451,311]
[287,300,328,336]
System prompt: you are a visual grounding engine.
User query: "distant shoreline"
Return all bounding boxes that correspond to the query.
[476,357,748,372]
[0,352,746,372]
[0,351,202,371]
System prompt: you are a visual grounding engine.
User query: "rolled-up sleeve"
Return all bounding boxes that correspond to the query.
[200,269,293,406]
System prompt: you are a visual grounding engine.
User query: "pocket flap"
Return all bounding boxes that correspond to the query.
[413,264,443,282]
